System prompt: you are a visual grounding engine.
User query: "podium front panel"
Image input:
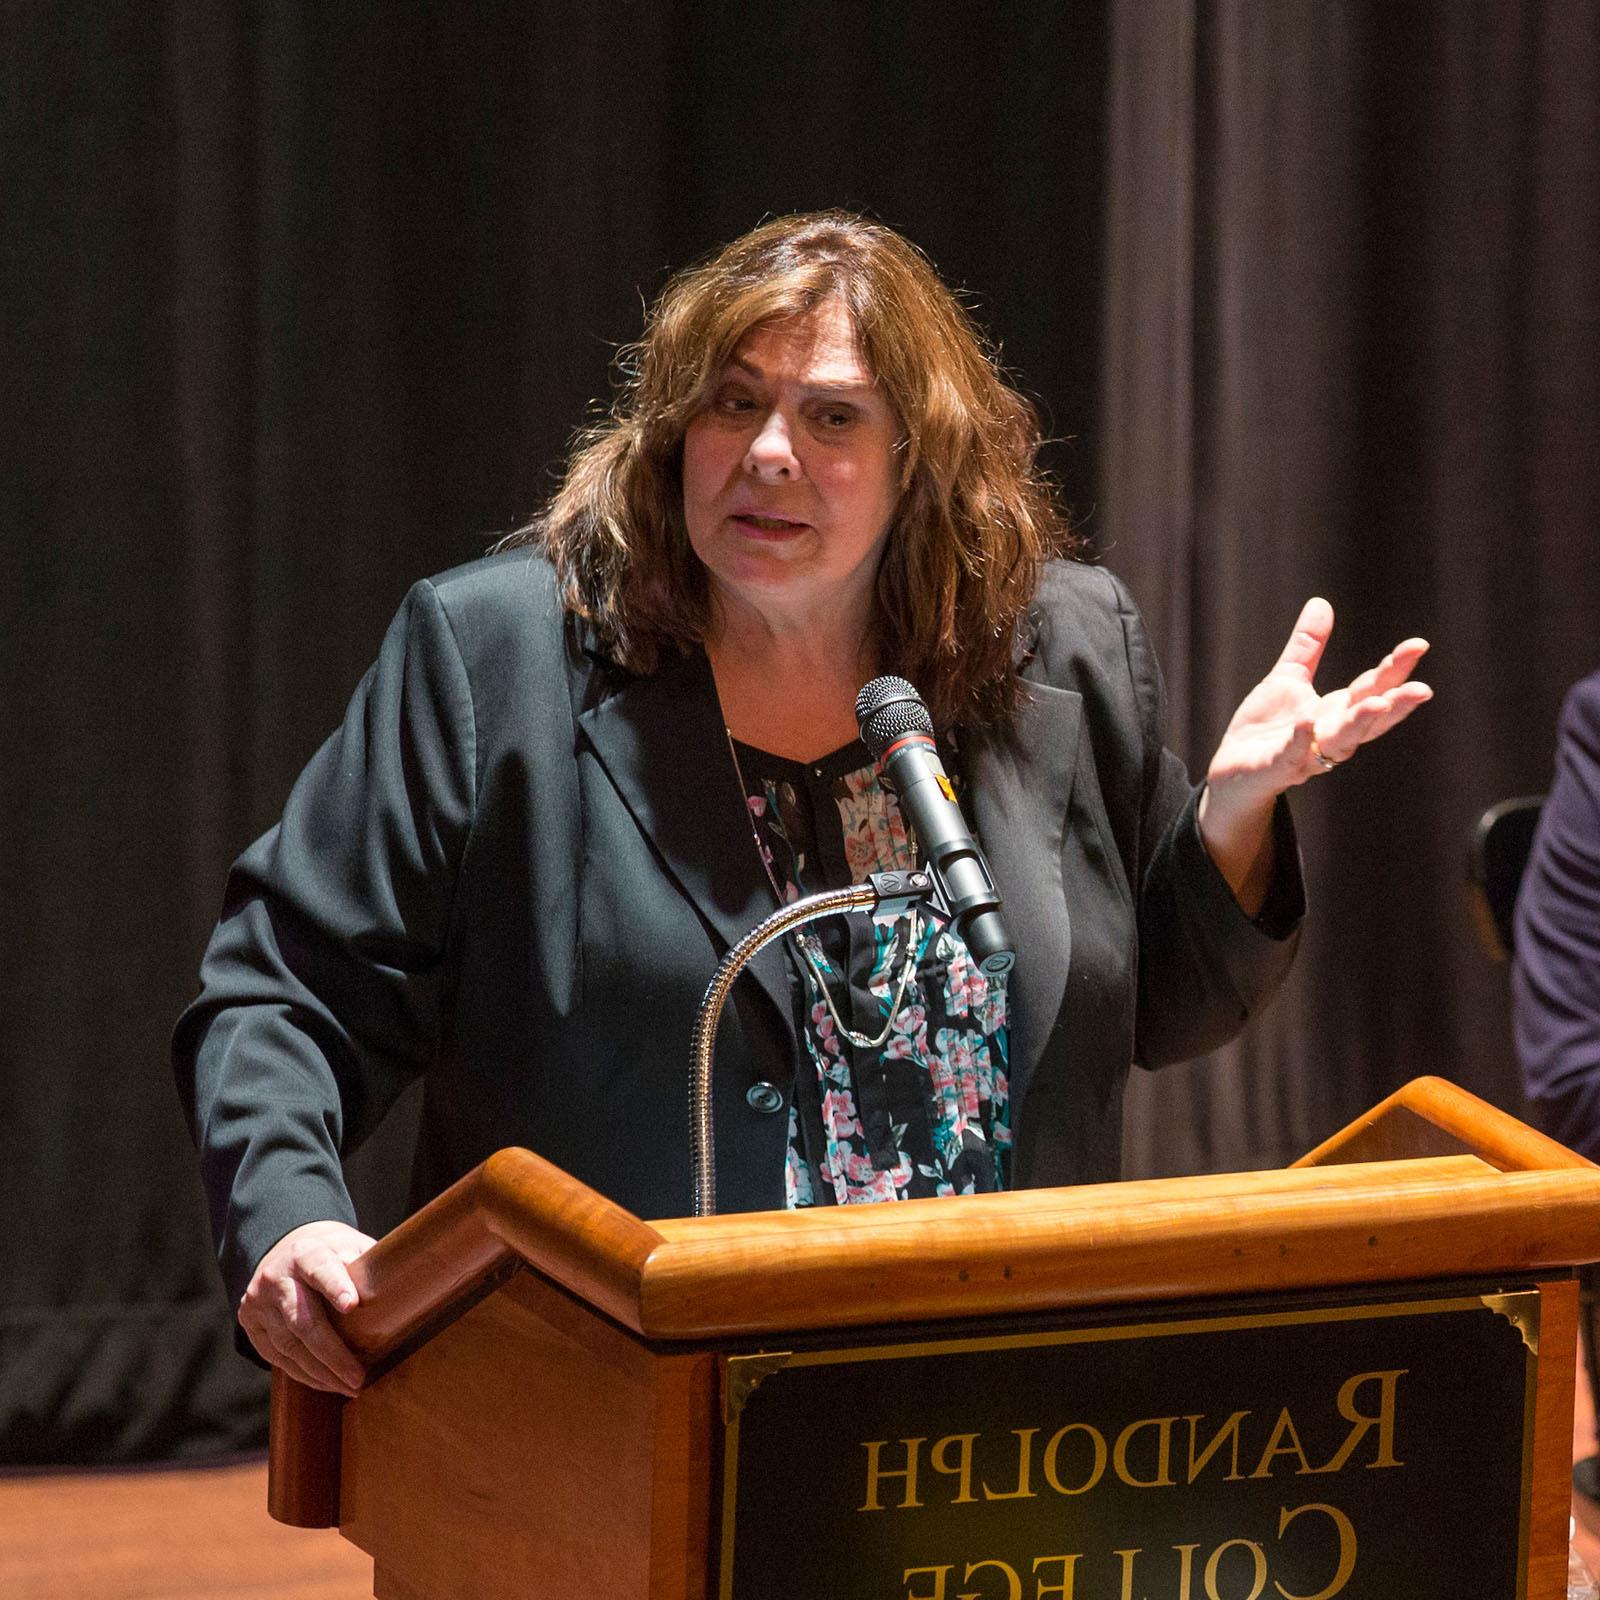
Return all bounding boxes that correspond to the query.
[719,1282,1540,1600]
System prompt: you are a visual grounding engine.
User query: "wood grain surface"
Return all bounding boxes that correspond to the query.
[337,1267,715,1600]
[1528,1278,1582,1599]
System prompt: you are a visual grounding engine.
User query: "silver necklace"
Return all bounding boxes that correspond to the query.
[724,727,920,1051]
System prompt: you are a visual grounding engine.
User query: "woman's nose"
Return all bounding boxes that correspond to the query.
[743,409,799,480]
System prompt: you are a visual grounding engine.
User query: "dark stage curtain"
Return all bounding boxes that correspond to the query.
[1106,1,1600,1176]
[9,1,1598,1464]
[2,5,1107,1462]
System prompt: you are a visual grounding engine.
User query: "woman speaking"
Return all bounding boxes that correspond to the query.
[173,211,1431,1397]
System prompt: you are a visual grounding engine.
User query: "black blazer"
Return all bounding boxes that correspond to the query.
[174,551,1302,1306]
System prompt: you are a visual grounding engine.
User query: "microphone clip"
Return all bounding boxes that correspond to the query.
[865,868,941,923]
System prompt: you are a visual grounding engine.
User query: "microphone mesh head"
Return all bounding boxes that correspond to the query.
[855,675,934,759]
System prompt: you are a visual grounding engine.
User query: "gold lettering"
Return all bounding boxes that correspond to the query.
[861,1437,926,1511]
[931,1432,980,1504]
[1032,1554,1081,1600]
[1186,1410,1249,1482]
[1114,1547,1141,1600]
[959,1559,1023,1600]
[1315,1370,1405,1473]
[904,1565,954,1600]
[1113,1415,1179,1487]
[1249,1409,1314,1478]
[1204,1538,1267,1600]
[982,1427,1041,1500]
[1043,1423,1108,1495]
[1274,1502,1358,1599]
[1174,1542,1201,1600]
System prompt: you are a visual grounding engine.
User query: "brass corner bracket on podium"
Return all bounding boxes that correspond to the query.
[268,1077,1600,1600]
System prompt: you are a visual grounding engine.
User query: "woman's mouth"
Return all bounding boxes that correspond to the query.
[732,513,808,537]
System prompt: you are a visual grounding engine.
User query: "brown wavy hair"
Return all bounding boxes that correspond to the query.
[510,210,1076,730]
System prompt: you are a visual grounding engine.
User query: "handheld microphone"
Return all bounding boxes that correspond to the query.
[855,676,1014,976]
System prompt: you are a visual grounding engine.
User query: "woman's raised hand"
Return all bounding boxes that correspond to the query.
[1206,597,1432,804]
[1197,598,1432,912]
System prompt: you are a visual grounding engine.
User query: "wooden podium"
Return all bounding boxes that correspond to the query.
[269,1078,1600,1600]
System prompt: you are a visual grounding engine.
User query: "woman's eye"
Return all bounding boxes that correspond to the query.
[716,392,756,413]
[814,407,855,429]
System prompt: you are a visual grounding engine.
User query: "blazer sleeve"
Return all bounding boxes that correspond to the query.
[1512,674,1600,1159]
[172,578,477,1307]
[1111,577,1306,1067]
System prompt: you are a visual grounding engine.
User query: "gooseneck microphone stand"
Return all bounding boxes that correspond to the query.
[688,869,936,1217]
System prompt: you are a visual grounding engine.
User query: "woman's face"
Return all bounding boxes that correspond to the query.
[681,298,901,633]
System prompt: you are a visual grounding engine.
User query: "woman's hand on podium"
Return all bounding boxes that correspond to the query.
[239,1219,377,1397]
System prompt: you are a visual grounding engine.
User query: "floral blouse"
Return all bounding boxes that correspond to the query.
[731,737,1011,1208]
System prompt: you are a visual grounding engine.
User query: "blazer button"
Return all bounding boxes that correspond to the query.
[746,1082,784,1115]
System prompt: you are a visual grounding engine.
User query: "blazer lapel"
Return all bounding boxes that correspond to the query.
[575,650,795,1030]
[966,681,1082,1116]
[577,645,1081,1115]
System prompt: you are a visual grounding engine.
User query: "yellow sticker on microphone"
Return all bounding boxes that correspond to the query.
[936,774,957,804]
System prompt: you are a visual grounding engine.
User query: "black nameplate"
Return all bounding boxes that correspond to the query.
[718,1290,1537,1599]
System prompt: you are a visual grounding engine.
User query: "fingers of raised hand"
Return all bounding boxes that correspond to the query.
[1355,680,1434,740]
[1341,638,1430,703]
[1269,597,1335,682]
[1312,680,1433,766]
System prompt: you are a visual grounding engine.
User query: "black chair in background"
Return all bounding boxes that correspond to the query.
[1467,794,1546,961]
